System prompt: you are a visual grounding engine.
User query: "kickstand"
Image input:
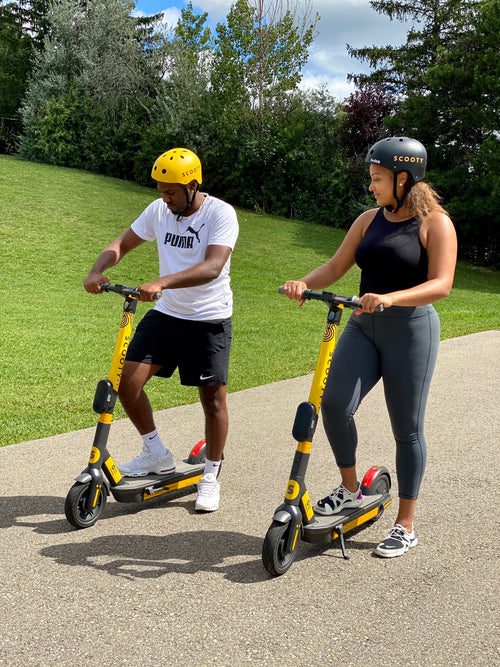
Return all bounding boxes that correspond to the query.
[337,525,350,560]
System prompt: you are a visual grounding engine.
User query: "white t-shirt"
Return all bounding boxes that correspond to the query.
[131,194,239,321]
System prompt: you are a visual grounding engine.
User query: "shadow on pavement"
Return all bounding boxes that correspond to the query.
[41,531,271,584]
[0,489,200,534]
[39,529,381,583]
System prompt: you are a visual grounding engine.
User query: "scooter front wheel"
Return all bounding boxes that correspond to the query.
[262,521,298,577]
[64,482,107,529]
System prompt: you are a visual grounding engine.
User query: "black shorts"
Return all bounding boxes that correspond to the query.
[125,309,232,386]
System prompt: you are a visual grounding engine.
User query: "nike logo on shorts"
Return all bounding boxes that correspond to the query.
[200,374,215,381]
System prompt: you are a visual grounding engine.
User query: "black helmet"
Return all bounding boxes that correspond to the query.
[365,136,427,182]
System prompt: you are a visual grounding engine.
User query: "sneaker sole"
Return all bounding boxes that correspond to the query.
[314,499,364,516]
[374,538,418,558]
[194,503,219,513]
[120,466,176,478]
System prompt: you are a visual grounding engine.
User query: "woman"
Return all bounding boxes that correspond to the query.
[283,136,457,557]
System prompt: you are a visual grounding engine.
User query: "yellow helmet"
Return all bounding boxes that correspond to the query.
[151,148,202,184]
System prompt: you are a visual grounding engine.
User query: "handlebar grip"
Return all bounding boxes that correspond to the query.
[352,296,384,312]
[278,286,311,299]
[100,283,140,297]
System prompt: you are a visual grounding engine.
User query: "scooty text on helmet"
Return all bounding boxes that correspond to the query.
[393,155,424,163]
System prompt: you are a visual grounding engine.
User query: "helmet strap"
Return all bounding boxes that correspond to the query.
[385,173,413,213]
[176,183,200,221]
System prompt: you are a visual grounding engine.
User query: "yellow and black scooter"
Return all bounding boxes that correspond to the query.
[262,288,392,576]
[64,283,207,529]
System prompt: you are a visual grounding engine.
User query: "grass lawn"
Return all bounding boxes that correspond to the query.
[1,155,499,446]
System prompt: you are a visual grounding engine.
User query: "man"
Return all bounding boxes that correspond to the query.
[84,148,239,512]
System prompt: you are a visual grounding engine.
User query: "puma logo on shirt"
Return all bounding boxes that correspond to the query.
[163,223,206,248]
[187,223,205,243]
[164,232,194,248]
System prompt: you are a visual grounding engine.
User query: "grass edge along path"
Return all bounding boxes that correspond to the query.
[1,155,499,445]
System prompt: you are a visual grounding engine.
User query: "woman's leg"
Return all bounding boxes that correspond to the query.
[379,306,440,530]
[321,316,382,490]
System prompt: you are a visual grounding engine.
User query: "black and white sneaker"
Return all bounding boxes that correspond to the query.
[374,524,418,558]
[314,483,363,515]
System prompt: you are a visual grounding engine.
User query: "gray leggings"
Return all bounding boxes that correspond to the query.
[322,305,440,499]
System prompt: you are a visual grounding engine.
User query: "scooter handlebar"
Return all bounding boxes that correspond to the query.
[278,286,383,312]
[100,283,162,300]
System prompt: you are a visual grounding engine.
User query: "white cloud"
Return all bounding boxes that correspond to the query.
[133,6,182,33]
[299,71,355,101]
[135,1,414,98]
[158,7,183,30]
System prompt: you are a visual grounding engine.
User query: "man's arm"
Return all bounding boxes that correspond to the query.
[136,244,232,301]
[84,228,145,293]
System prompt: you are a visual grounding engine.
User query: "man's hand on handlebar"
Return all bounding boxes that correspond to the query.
[136,280,164,302]
[84,271,109,294]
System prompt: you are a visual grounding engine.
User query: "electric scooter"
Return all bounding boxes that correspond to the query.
[262,288,392,576]
[64,283,208,529]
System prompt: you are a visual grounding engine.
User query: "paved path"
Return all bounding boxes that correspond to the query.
[0,331,498,667]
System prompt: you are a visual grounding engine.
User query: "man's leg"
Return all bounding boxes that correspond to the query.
[118,360,162,434]
[195,383,228,511]
[117,360,175,476]
[198,383,228,462]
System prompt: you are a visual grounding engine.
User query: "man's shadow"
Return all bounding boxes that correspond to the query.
[0,488,206,534]
[40,528,380,584]
[1,495,380,582]
[41,530,273,583]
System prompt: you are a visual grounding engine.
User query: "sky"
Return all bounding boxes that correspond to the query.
[133,0,413,100]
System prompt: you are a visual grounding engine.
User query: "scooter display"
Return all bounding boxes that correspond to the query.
[262,288,392,576]
[64,283,207,529]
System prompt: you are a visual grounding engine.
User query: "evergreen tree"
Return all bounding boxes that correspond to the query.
[348,0,498,264]
[0,1,51,152]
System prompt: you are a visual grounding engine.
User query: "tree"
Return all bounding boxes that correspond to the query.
[348,0,480,95]
[19,0,158,176]
[0,4,32,151]
[348,0,498,265]
[341,83,396,157]
[133,2,213,183]
[0,1,52,152]
[208,0,317,210]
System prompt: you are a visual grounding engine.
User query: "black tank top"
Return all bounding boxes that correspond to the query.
[355,207,428,295]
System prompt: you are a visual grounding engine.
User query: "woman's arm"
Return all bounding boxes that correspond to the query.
[283,210,376,301]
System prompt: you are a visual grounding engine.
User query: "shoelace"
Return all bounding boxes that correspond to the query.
[198,481,217,496]
[386,524,411,544]
[327,485,346,506]
[125,448,157,465]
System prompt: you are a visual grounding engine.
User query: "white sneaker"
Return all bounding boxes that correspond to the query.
[374,524,418,558]
[119,448,176,477]
[314,483,363,515]
[195,473,220,512]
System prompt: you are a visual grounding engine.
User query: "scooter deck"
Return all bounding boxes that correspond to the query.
[110,460,205,503]
[303,493,391,545]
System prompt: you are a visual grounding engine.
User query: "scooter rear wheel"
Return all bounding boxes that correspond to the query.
[361,466,391,495]
[262,521,297,577]
[186,438,207,465]
[65,482,107,529]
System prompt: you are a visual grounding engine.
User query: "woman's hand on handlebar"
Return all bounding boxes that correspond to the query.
[136,280,164,302]
[353,292,393,315]
[84,271,109,294]
[282,280,308,305]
